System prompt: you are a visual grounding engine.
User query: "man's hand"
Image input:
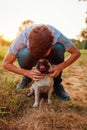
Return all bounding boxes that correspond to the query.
[48,65,62,78]
[26,69,45,81]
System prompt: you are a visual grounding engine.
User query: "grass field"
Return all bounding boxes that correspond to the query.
[0,45,87,130]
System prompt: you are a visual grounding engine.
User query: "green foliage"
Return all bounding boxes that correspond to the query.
[0,35,12,46]
[0,107,10,116]
[0,45,9,61]
[0,73,30,117]
[70,39,87,49]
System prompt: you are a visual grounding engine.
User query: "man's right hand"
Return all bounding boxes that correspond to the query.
[26,69,45,81]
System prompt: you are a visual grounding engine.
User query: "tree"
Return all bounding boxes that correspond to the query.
[18,19,34,34]
[77,0,87,48]
[80,28,87,40]
[78,0,87,40]
[78,16,87,41]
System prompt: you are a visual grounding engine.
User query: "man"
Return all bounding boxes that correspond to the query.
[3,24,80,100]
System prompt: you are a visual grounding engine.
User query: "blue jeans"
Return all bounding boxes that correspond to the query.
[17,43,65,85]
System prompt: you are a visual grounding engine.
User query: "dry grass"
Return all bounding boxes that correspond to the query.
[0,49,87,130]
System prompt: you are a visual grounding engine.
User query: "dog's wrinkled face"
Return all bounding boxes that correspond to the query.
[36,59,51,73]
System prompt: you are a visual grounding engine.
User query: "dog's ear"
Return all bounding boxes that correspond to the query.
[32,66,36,70]
[44,59,51,67]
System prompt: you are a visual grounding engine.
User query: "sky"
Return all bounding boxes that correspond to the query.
[0,0,86,40]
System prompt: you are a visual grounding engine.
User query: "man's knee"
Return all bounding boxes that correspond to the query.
[54,43,65,55]
[18,48,30,58]
[17,48,30,68]
[51,43,65,64]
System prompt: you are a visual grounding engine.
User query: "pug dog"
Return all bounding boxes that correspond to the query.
[27,59,54,108]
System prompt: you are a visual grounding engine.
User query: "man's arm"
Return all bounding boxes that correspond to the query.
[49,45,81,78]
[2,52,29,76]
[2,52,45,81]
[60,45,81,69]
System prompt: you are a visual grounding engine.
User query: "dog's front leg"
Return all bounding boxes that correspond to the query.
[33,88,39,108]
[27,87,34,97]
[48,87,53,104]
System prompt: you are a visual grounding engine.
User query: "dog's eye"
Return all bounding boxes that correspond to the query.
[44,61,48,65]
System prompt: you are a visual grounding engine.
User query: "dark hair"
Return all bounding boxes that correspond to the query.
[28,25,54,59]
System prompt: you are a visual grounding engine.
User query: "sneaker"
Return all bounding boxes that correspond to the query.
[16,76,32,90]
[54,84,70,101]
[16,82,25,90]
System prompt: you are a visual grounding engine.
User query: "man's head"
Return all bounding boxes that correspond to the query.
[28,25,54,59]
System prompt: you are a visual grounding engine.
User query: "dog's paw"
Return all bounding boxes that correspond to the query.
[27,93,31,97]
[33,103,39,108]
[27,91,34,97]
[48,99,52,104]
